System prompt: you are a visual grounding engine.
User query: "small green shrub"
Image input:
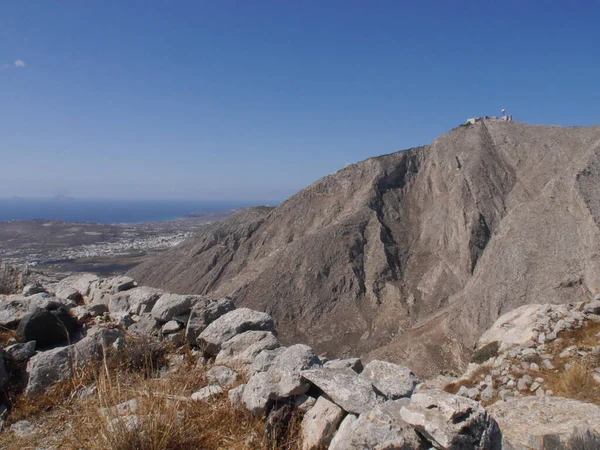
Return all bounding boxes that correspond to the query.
[471,341,499,364]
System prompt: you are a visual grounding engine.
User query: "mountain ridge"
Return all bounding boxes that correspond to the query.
[130,121,600,375]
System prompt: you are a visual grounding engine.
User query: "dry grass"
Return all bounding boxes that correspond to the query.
[534,320,600,405]
[0,326,17,347]
[0,339,302,450]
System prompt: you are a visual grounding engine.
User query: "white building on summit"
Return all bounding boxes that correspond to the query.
[466,109,513,125]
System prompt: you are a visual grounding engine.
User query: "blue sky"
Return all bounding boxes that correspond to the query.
[1,1,599,201]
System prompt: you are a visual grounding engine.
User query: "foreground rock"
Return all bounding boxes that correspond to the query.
[300,396,344,450]
[329,399,428,450]
[16,308,79,349]
[360,360,420,399]
[489,396,600,449]
[301,368,381,414]
[400,389,502,449]
[198,308,274,356]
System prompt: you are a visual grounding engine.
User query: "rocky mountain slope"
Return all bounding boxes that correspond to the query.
[131,121,600,375]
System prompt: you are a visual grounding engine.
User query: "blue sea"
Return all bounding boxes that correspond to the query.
[0,198,261,224]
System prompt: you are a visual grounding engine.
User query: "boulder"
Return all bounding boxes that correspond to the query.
[10,420,36,438]
[0,295,28,327]
[126,286,163,315]
[162,320,182,334]
[55,274,99,298]
[478,304,545,349]
[25,346,73,396]
[22,283,46,297]
[360,360,420,399]
[185,297,235,344]
[228,384,245,408]
[301,368,381,414]
[55,286,82,302]
[294,394,317,412]
[191,385,223,401]
[72,328,125,365]
[488,396,600,450]
[400,389,501,450]
[205,365,239,387]
[242,345,321,415]
[108,276,136,293]
[16,308,79,349]
[251,347,287,374]
[198,308,274,356]
[71,305,91,321]
[215,331,279,373]
[584,300,600,315]
[4,341,36,362]
[300,396,344,450]
[324,357,364,374]
[266,344,321,397]
[242,371,276,415]
[151,293,200,323]
[329,399,428,450]
[128,313,159,336]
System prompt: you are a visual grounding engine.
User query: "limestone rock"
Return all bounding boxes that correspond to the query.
[151,293,200,323]
[300,396,344,450]
[478,304,545,349]
[162,320,182,334]
[489,396,600,450]
[22,283,46,297]
[198,308,274,356]
[185,297,235,344]
[329,399,428,450]
[251,347,287,374]
[324,357,364,374]
[360,360,420,399]
[4,341,36,362]
[25,346,73,396]
[215,330,279,373]
[243,371,275,415]
[205,365,239,387]
[400,389,501,449]
[55,274,99,298]
[301,368,381,414]
[191,385,223,401]
[228,384,246,408]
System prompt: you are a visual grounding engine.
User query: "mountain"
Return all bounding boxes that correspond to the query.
[130,121,600,375]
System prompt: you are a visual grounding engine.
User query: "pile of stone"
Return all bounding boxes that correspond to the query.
[3,273,600,449]
[446,299,600,405]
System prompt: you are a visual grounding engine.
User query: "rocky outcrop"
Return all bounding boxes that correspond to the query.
[489,396,600,450]
[131,122,600,375]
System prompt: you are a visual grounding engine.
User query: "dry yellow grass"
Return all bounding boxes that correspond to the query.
[0,340,302,450]
[444,364,492,394]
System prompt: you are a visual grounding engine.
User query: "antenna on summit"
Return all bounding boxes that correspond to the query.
[502,108,506,116]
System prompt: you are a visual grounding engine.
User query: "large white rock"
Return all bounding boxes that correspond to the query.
[55,274,99,298]
[300,397,344,450]
[205,365,239,387]
[151,293,201,323]
[215,331,279,373]
[242,344,321,415]
[301,368,382,414]
[185,297,235,344]
[478,304,545,349]
[251,347,287,374]
[324,357,363,374]
[400,389,501,450]
[329,399,428,450]
[360,360,420,399]
[198,308,274,356]
[489,396,600,450]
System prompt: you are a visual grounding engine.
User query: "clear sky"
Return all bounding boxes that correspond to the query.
[1,1,599,201]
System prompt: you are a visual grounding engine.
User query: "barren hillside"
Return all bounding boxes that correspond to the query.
[131,121,600,375]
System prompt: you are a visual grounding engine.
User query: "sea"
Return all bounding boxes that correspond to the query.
[0,198,261,224]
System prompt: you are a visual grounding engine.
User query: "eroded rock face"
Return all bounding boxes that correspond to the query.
[489,396,600,450]
[301,368,382,414]
[198,308,274,356]
[360,360,420,399]
[400,389,502,450]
